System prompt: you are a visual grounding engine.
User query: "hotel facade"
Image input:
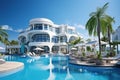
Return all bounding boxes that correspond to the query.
[112,26,120,42]
[7,18,81,54]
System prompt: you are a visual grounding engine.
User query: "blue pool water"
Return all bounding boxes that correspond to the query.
[0,55,120,80]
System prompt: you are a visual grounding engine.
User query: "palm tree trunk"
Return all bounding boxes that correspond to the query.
[97,18,101,56]
[117,44,118,54]
[108,26,111,50]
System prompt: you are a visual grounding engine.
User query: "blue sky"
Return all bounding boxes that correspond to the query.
[0,0,120,48]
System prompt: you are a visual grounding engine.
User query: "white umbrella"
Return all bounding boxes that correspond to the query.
[34,47,44,51]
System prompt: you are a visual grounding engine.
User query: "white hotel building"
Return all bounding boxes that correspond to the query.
[112,26,120,42]
[7,18,81,54]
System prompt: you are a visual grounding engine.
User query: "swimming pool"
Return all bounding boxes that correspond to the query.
[0,55,120,80]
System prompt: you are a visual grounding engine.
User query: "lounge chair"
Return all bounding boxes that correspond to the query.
[32,52,36,56]
[27,52,33,56]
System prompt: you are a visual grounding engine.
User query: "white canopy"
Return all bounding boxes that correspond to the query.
[75,43,85,47]
[71,47,77,50]
[86,41,108,46]
[34,47,44,51]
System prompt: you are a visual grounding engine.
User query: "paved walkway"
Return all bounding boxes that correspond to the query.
[0,61,24,73]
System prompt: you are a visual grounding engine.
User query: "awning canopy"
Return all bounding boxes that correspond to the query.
[34,47,44,51]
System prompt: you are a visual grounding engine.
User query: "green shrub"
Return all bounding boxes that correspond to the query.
[86,46,91,52]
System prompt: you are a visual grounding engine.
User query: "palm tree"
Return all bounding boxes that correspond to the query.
[70,37,81,45]
[0,26,8,43]
[67,37,81,53]
[86,3,109,59]
[104,16,115,50]
[3,38,10,52]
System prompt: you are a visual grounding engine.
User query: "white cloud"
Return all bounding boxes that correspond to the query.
[15,29,23,32]
[73,24,85,30]
[1,25,23,33]
[1,25,13,31]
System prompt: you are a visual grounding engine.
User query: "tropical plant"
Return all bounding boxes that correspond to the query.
[70,37,81,45]
[86,46,91,52]
[3,37,10,52]
[110,41,120,54]
[10,40,19,45]
[85,3,110,59]
[103,16,115,50]
[0,26,8,43]
[101,36,108,42]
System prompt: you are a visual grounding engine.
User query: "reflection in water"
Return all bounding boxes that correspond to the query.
[47,67,55,80]
[48,57,54,69]
[27,56,40,63]
[27,58,35,63]
[65,68,74,80]
[39,57,54,70]
[58,52,65,56]
[47,57,55,80]
[37,57,56,80]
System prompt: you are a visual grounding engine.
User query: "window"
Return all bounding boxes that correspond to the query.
[68,29,73,34]
[49,25,52,31]
[60,36,67,42]
[34,24,43,30]
[44,24,48,30]
[69,36,76,42]
[55,28,60,34]
[32,34,50,42]
[52,36,59,43]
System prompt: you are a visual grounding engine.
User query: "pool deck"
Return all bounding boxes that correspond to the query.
[69,59,116,67]
[69,56,120,67]
[0,61,24,73]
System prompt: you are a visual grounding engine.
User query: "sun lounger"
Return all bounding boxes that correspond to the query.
[32,52,36,56]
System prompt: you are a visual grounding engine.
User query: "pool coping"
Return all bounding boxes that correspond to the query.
[69,59,118,67]
[0,61,24,74]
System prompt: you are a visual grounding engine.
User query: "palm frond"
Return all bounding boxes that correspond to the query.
[86,16,97,36]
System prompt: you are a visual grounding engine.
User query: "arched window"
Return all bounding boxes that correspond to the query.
[60,36,67,42]
[32,34,50,42]
[69,36,76,42]
[52,46,59,53]
[44,46,49,53]
[19,36,26,44]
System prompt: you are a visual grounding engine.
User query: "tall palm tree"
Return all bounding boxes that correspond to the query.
[3,38,10,52]
[0,26,8,43]
[104,16,115,50]
[85,3,109,58]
